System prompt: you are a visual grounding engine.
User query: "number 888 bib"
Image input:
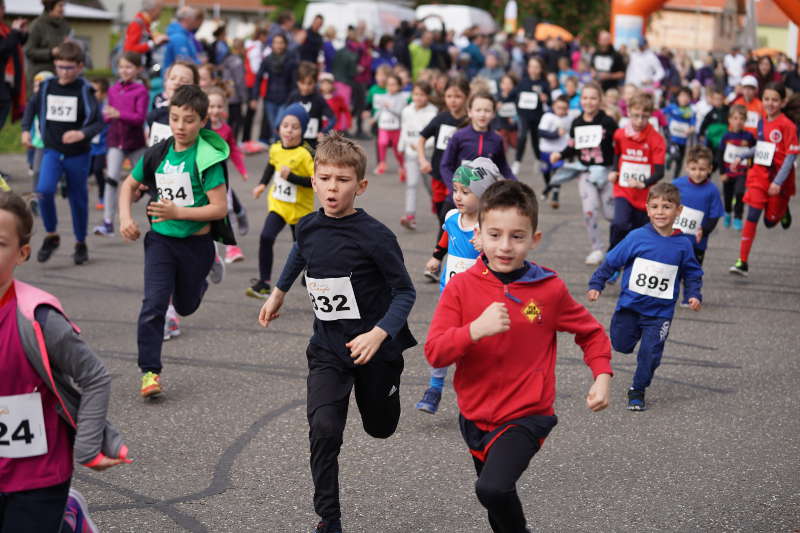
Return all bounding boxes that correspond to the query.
[628,257,678,300]
[305,276,362,320]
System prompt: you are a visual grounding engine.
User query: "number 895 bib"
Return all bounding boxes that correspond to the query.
[628,257,678,300]
[305,276,361,320]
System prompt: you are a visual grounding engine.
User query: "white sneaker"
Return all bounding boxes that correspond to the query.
[511,161,521,176]
[585,249,605,265]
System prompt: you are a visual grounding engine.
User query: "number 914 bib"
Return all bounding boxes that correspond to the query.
[628,257,678,300]
[0,392,48,458]
[305,276,361,320]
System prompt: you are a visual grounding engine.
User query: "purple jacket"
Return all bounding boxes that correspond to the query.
[439,126,517,191]
[106,80,148,150]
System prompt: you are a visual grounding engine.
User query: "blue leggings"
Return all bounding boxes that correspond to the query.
[37,149,91,242]
[610,308,671,391]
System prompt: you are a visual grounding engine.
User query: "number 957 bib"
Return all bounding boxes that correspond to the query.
[628,257,678,300]
[305,276,361,320]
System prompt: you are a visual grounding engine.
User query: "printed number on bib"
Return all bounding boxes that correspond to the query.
[628,257,678,300]
[498,102,516,118]
[488,79,498,95]
[753,141,775,166]
[305,118,319,139]
[518,91,539,110]
[673,205,704,236]
[305,276,361,320]
[723,143,750,164]
[745,111,760,129]
[445,255,476,285]
[271,174,296,203]
[0,393,48,459]
[669,121,691,139]
[148,122,173,147]
[155,172,194,206]
[378,112,400,130]
[574,125,603,149]
[593,56,612,72]
[618,162,651,188]
[436,125,456,151]
[46,95,78,122]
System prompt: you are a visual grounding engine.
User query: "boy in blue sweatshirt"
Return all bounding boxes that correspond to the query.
[664,87,696,176]
[588,182,703,411]
[258,133,416,533]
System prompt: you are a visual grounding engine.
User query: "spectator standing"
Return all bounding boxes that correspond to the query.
[162,7,202,73]
[0,0,28,128]
[625,39,664,89]
[300,14,324,64]
[591,30,625,91]
[723,46,746,90]
[122,0,167,70]
[24,0,70,89]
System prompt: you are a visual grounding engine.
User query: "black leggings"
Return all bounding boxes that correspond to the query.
[258,211,295,282]
[472,426,540,533]
[515,115,542,162]
[90,154,106,203]
[0,481,71,533]
[722,175,746,218]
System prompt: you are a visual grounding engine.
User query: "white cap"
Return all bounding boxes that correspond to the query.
[741,75,758,88]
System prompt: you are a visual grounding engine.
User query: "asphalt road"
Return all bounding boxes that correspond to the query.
[1,146,798,533]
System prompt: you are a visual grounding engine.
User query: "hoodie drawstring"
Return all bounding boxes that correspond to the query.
[504,284,522,304]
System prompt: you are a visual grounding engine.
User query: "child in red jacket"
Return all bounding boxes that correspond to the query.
[425,180,612,533]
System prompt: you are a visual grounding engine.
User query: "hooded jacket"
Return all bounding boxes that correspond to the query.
[163,21,199,73]
[24,13,70,84]
[106,80,149,150]
[425,259,612,430]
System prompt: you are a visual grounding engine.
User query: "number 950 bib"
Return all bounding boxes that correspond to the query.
[305,276,361,320]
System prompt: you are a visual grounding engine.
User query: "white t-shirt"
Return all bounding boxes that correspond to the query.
[723,53,746,87]
[399,103,438,156]
[538,112,573,154]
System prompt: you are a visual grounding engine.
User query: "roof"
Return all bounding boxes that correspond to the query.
[161,0,271,13]
[662,0,745,14]
[755,0,789,27]
[5,0,114,20]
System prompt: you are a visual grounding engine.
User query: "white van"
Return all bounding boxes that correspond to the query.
[303,1,417,43]
[416,4,497,37]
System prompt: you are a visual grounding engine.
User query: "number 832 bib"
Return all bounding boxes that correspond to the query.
[305,276,362,320]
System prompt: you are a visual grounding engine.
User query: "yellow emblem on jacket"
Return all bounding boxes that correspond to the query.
[522,299,542,323]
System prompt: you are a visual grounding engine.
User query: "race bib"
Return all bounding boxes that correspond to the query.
[304,117,319,139]
[271,174,296,203]
[673,205,704,236]
[594,55,613,72]
[148,122,173,147]
[753,141,775,166]
[46,95,78,122]
[378,112,400,130]
[91,133,101,144]
[444,255,476,285]
[574,125,603,149]
[155,172,194,206]
[618,161,651,188]
[745,111,760,129]
[628,257,678,300]
[723,143,750,164]
[669,121,691,138]
[488,79,498,95]
[498,102,516,118]
[517,91,539,110]
[436,124,456,151]
[305,276,361,321]
[0,392,48,459]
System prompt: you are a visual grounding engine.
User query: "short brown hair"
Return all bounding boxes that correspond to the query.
[686,145,713,165]
[628,92,654,113]
[170,84,209,120]
[119,51,142,68]
[0,191,34,247]
[315,132,367,181]
[729,104,747,119]
[297,61,318,82]
[54,41,84,64]
[478,180,539,232]
[647,182,681,205]
[467,89,494,110]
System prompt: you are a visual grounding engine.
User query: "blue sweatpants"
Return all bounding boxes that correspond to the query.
[37,149,91,242]
[610,307,671,391]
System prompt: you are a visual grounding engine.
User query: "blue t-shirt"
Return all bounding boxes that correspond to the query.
[440,209,480,292]
[672,176,725,251]
[664,103,695,146]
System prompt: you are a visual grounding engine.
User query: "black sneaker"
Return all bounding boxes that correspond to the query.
[314,519,342,533]
[73,242,88,265]
[37,235,60,263]
[245,279,271,299]
[236,207,249,236]
[728,259,748,277]
[780,207,792,229]
[627,388,646,411]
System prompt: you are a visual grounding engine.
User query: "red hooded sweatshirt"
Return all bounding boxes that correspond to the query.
[425,259,612,431]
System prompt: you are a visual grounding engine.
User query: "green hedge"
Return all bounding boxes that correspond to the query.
[0,121,23,154]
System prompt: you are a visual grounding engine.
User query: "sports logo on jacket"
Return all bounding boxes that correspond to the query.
[521,299,542,323]
[769,129,782,143]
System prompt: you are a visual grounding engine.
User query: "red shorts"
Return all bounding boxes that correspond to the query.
[743,185,791,223]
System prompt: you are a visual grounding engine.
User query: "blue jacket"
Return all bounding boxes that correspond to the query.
[664,103,695,146]
[162,21,199,73]
[589,224,703,318]
[672,176,724,251]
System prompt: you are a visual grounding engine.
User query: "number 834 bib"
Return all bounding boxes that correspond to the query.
[305,276,362,320]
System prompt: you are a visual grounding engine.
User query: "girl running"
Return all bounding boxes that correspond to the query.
[374,73,407,178]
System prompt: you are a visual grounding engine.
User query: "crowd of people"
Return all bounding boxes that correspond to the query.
[0,2,799,533]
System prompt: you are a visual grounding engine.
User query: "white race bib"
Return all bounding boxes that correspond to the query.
[444,255,476,286]
[618,161,651,188]
[305,276,361,320]
[574,125,603,149]
[628,257,678,300]
[46,95,78,122]
[436,124,456,151]
[593,55,613,72]
[304,117,319,139]
[669,121,691,138]
[91,133,101,144]
[745,110,760,129]
[673,205,704,236]
[517,91,539,110]
[155,172,195,207]
[271,174,297,203]
[378,111,400,130]
[753,141,775,166]
[148,122,173,147]
[498,102,516,118]
[723,143,750,164]
[488,79,498,95]
[0,392,48,459]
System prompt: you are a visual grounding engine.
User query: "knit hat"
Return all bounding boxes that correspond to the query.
[275,102,309,134]
[453,157,502,198]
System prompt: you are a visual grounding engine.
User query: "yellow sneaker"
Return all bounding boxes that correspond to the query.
[140,372,162,398]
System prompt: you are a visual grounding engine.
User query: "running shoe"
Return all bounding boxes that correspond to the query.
[732,218,743,231]
[400,215,417,231]
[225,245,245,264]
[399,167,406,183]
[313,519,342,533]
[678,300,691,309]
[781,207,792,229]
[723,213,731,228]
[37,235,60,263]
[64,488,100,533]
[549,190,560,209]
[73,242,89,265]
[729,259,748,277]
[606,269,621,285]
[511,160,520,176]
[163,316,181,341]
[93,220,114,236]
[423,267,439,283]
[209,251,225,284]
[627,388,645,411]
[140,372,161,398]
[374,162,386,175]
[415,387,442,414]
[584,249,604,265]
[236,207,249,235]
[95,202,104,211]
[246,279,271,299]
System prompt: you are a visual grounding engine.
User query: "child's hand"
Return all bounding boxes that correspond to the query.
[346,326,388,365]
[586,373,611,412]
[470,234,483,253]
[469,302,510,342]
[768,183,781,196]
[20,131,31,148]
[120,217,140,241]
[279,165,290,178]
[241,172,249,182]
[731,158,741,170]
[258,291,285,327]
[695,229,703,243]
[252,183,266,199]
[549,152,561,164]
[425,257,441,274]
[419,157,432,174]
[608,171,618,183]
[146,199,179,222]
[631,180,646,189]
[688,297,701,311]
[558,128,566,136]
[62,130,85,144]
[587,289,601,301]
[103,106,120,120]
[88,455,127,471]
[720,173,730,182]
